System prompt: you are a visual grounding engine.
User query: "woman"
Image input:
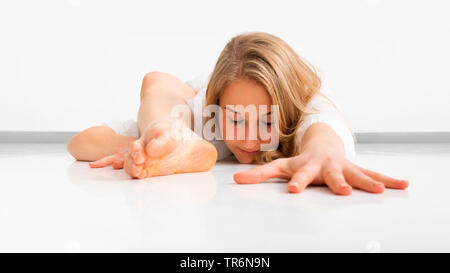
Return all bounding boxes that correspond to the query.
[67,31,409,195]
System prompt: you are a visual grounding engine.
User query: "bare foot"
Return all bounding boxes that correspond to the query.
[126,118,218,179]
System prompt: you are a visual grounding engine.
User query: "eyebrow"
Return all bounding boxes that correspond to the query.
[224,106,272,116]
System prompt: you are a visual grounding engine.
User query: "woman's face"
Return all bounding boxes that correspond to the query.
[219,78,274,164]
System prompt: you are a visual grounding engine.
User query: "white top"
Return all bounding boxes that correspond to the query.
[101,72,356,161]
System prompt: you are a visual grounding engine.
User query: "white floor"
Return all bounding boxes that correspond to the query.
[0,142,449,252]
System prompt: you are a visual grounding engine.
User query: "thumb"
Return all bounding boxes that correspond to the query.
[89,154,116,168]
[233,159,286,184]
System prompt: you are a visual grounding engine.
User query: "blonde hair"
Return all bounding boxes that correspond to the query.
[205,31,332,163]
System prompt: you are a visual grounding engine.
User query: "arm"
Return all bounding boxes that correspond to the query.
[67,126,137,162]
[234,121,408,195]
[234,95,408,195]
[300,122,346,158]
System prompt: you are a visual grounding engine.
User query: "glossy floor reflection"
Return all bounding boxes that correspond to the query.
[0,142,449,252]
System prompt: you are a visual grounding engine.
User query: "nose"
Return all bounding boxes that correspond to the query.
[241,122,260,150]
[241,138,259,150]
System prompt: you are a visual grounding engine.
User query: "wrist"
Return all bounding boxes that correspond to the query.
[302,141,345,161]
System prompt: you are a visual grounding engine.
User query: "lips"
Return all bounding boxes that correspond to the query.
[239,148,259,154]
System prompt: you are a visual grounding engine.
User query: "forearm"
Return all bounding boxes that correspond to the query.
[67,126,137,161]
[300,122,345,157]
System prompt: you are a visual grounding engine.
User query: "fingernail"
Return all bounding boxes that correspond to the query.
[341,186,352,195]
[376,184,385,192]
[288,184,300,193]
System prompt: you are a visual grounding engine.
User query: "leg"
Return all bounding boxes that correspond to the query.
[137,71,197,135]
[125,72,218,179]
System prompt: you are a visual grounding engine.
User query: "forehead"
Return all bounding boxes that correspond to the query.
[219,78,272,107]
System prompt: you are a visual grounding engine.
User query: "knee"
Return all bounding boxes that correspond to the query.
[142,71,166,86]
[141,71,169,99]
[140,71,191,102]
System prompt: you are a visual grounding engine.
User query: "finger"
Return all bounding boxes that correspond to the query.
[112,159,124,169]
[357,166,409,189]
[89,155,116,168]
[287,162,320,193]
[131,139,146,165]
[124,153,143,178]
[322,164,352,195]
[233,159,288,184]
[146,133,178,158]
[344,166,385,194]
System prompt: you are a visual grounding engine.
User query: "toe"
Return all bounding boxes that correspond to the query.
[132,140,146,164]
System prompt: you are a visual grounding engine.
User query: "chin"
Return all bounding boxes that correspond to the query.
[234,155,255,164]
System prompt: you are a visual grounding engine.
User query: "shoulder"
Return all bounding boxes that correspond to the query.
[306,83,342,113]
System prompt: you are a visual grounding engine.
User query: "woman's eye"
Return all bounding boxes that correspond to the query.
[228,118,244,124]
[260,121,272,126]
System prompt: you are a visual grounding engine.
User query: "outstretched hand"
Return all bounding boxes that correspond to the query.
[88,138,150,179]
[233,148,409,195]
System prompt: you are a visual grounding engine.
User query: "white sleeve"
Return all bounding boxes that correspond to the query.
[296,85,356,161]
[184,72,212,93]
[100,119,140,139]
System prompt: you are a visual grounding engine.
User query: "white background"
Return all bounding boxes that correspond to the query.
[1,0,449,132]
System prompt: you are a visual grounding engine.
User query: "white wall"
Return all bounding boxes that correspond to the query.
[1,0,449,132]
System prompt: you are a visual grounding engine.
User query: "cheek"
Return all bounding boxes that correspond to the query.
[260,128,276,143]
[223,139,237,152]
[258,123,276,143]
[219,112,227,139]
[219,115,239,150]
[220,113,238,141]
[222,122,238,148]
